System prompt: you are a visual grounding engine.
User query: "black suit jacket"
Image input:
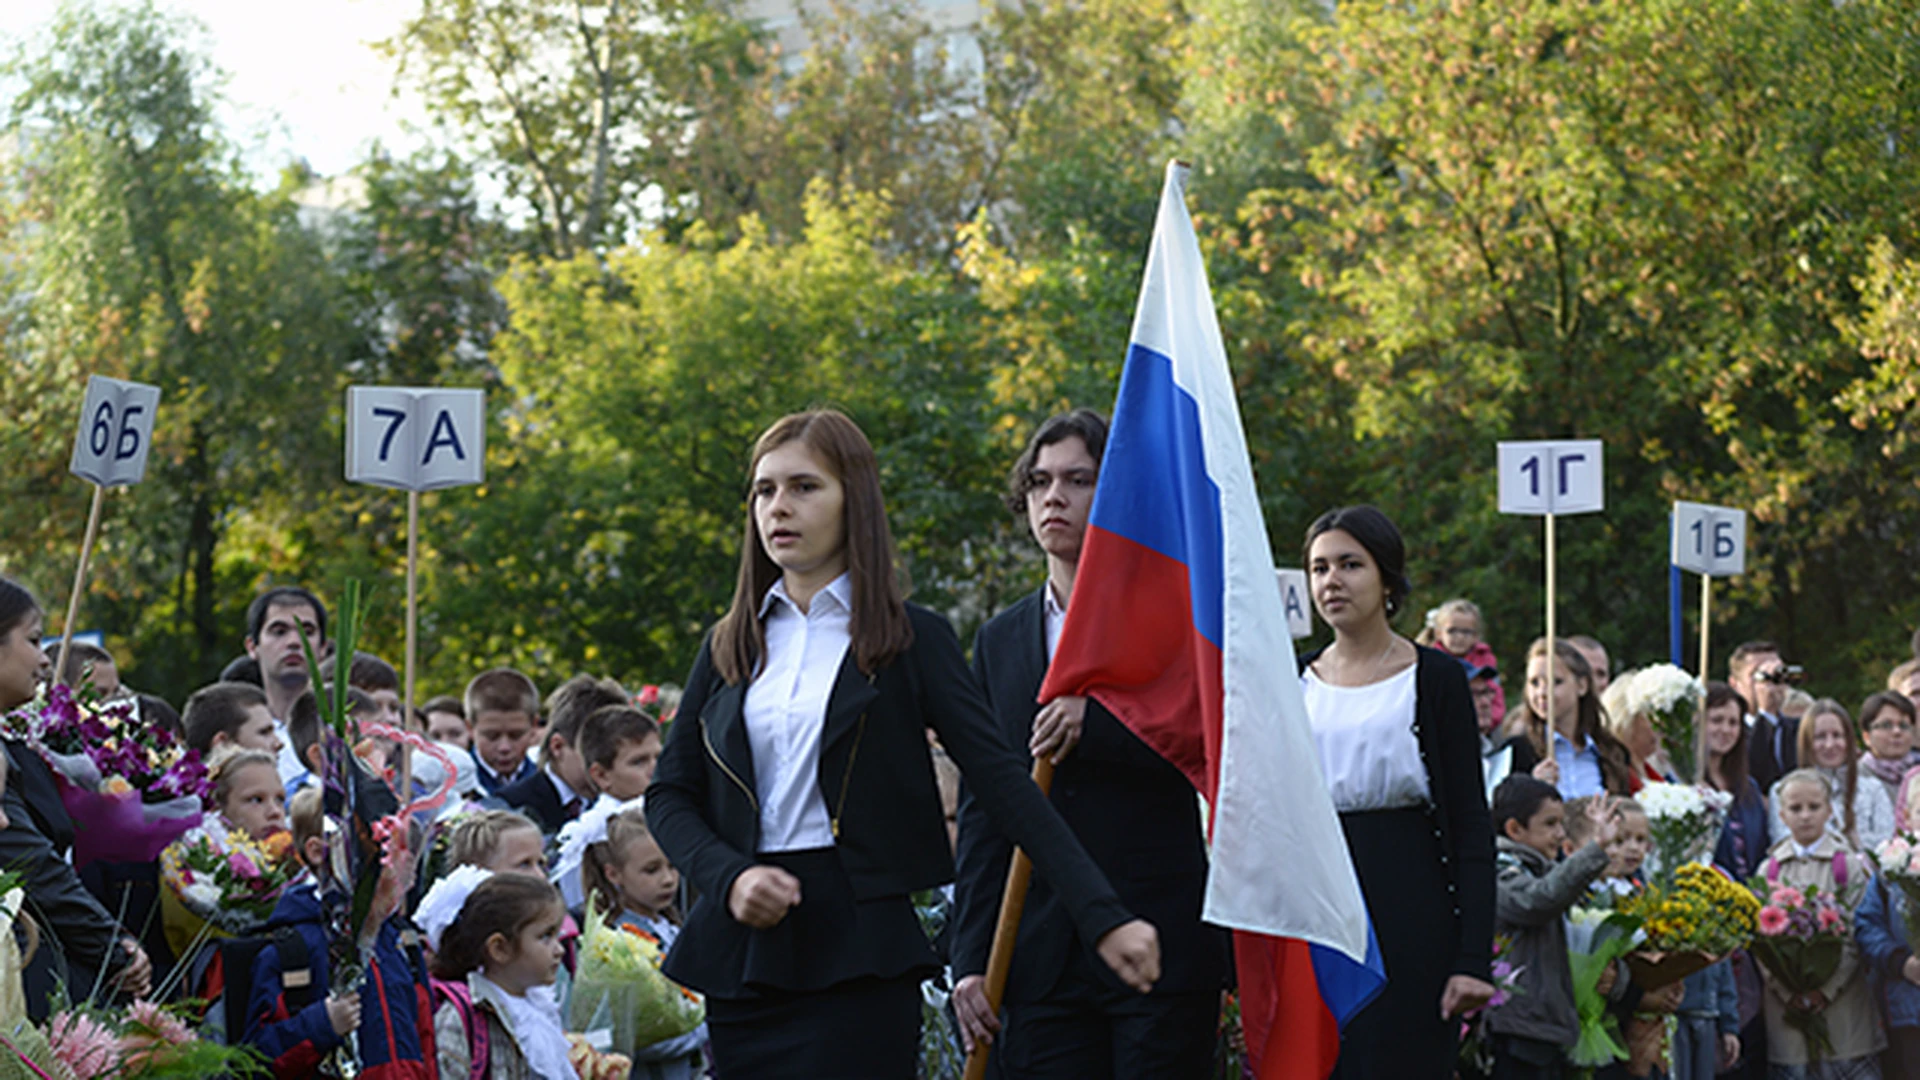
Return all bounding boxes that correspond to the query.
[1748,712,1798,796]
[648,604,1134,959]
[951,588,1228,1002]
[500,767,575,835]
[1,741,131,1016]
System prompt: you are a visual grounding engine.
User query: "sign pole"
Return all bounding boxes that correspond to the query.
[962,757,1057,1080]
[1698,573,1712,682]
[401,489,421,800]
[1544,511,1556,769]
[54,484,107,686]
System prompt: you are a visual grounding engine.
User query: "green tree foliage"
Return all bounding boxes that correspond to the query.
[0,2,351,695]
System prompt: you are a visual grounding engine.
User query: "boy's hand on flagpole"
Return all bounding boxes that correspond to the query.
[1030,696,1086,764]
[728,865,802,928]
[1440,974,1495,1018]
[1096,919,1160,993]
[951,975,1001,1052]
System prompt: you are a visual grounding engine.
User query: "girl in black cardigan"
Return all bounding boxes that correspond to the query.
[1298,507,1496,1080]
[645,410,1158,1078]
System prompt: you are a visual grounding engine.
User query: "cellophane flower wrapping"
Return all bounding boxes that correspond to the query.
[1746,877,1850,1060]
[1566,883,1646,1067]
[567,900,704,1054]
[2,685,208,867]
[159,824,298,957]
[0,883,68,1080]
[1637,782,1731,885]
[1629,665,1705,783]
[1618,862,1758,990]
[1870,831,1920,943]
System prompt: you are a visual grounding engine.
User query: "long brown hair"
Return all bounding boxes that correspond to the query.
[1797,699,1862,845]
[1702,681,1755,803]
[1512,637,1635,795]
[712,410,913,685]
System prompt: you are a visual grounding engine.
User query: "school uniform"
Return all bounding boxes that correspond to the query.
[471,751,537,797]
[951,584,1227,1079]
[500,766,587,835]
[647,576,1135,1080]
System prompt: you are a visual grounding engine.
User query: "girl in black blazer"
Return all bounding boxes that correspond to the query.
[645,409,1158,1078]
[1297,507,1496,1080]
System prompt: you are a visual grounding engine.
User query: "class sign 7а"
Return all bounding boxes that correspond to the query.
[1670,501,1747,577]
[1497,440,1605,516]
[345,387,486,492]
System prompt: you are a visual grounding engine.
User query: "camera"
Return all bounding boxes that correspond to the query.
[1757,664,1807,686]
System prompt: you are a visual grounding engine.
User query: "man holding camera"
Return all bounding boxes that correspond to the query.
[1730,640,1802,794]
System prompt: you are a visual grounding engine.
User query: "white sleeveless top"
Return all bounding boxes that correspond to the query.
[1302,663,1429,813]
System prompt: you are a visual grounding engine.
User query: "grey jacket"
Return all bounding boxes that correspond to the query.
[1486,837,1611,1046]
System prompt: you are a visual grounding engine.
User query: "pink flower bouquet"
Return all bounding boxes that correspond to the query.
[1745,879,1850,1060]
[1871,832,1920,942]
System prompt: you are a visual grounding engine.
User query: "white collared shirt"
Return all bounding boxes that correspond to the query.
[1550,731,1607,800]
[1043,582,1067,662]
[744,574,853,852]
[1792,839,1823,859]
[545,766,585,816]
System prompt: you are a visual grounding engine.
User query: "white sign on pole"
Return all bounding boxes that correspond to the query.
[1496,440,1605,515]
[1275,569,1313,639]
[345,387,486,491]
[1671,501,1747,577]
[69,375,161,487]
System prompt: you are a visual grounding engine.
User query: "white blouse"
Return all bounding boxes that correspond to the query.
[1303,663,1429,813]
[743,573,853,853]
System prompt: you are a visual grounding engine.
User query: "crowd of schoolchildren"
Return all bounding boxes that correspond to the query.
[1420,600,1920,1080]
[0,582,721,1080]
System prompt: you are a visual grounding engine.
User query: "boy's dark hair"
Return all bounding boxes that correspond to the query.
[1492,775,1562,834]
[543,675,630,765]
[245,586,329,644]
[431,875,564,980]
[288,686,375,769]
[1003,409,1110,514]
[183,681,271,753]
[220,654,262,686]
[58,641,113,687]
[465,668,539,722]
[422,694,465,721]
[349,652,399,693]
[580,705,660,770]
[1302,506,1412,616]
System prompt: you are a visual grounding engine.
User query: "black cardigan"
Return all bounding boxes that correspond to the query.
[1297,644,1496,981]
[647,604,1135,955]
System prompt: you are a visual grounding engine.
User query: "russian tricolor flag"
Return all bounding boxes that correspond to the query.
[1039,162,1385,1079]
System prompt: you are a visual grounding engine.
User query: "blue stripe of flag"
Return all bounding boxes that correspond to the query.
[1087,342,1225,648]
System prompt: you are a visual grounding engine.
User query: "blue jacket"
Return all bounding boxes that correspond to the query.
[242,881,436,1080]
[1713,780,1771,882]
[1676,958,1739,1034]
[1855,871,1920,1031]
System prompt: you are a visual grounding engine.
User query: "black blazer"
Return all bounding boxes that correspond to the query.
[500,768,571,835]
[1748,712,1798,796]
[951,588,1228,1002]
[1297,645,1496,982]
[647,604,1134,956]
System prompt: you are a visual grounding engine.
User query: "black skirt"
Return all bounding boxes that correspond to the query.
[1330,806,1461,1080]
[662,846,938,998]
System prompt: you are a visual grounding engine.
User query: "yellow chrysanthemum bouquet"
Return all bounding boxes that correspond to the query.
[1618,861,1758,988]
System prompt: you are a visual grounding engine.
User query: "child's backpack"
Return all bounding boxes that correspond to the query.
[1763,850,1851,892]
[431,976,491,1080]
[216,927,319,1045]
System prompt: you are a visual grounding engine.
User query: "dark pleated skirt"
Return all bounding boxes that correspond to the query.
[1330,806,1461,1080]
[663,847,937,1078]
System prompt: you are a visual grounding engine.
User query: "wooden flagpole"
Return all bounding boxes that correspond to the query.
[962,756,1057,1080]
[1697,573,1712,682]
[399,490,421,800]
[1544,511,1557,770]
[54,484,107,686]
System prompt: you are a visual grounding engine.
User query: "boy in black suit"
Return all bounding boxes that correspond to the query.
[951,409,1227,1079]
[501,674,626,834]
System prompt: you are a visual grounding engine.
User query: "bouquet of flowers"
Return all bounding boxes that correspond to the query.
[1746,878,1851,1060]
[1636,782,1731,884]
[1869,831,1920,942]
[1618,862,1758,989]
[1458,932,1526,1075]
[564,1035,631,1080]
[567,899,705,1055]
[1627,665,1705,783]
[1567,882,1646,1067]
[159,823,298,955]
[0,1000,265,1079]
[2,684,208,866]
